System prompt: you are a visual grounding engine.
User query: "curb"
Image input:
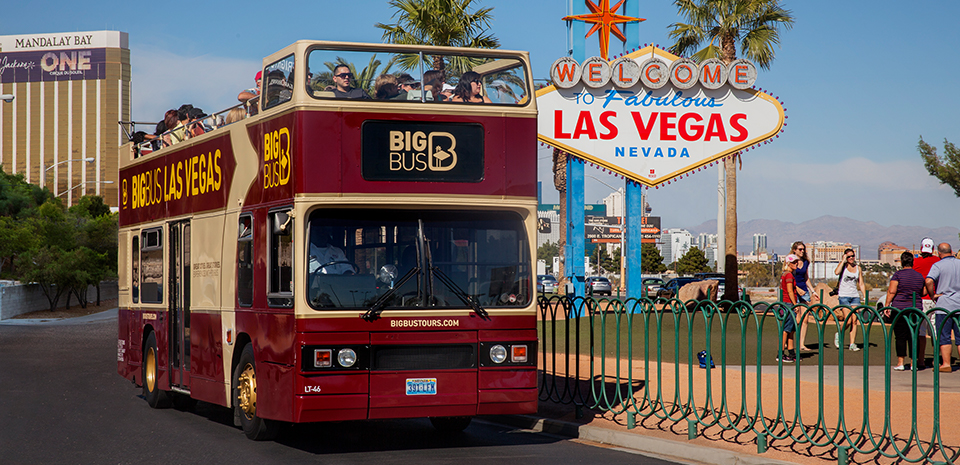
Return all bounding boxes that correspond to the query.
[0,308,118,326]
[489,415,796,465]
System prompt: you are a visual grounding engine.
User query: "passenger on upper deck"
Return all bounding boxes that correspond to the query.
[374,74,401,100]
[422,70,448,101]
[238,71,261,116]
[450,71,491,103]
[394,73,420,100]
[224,107,246,125]
[162,110,185,146]
[330,65,371,99]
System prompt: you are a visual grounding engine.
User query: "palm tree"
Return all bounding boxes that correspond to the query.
[375,0,500,76]
[667,0,794,301]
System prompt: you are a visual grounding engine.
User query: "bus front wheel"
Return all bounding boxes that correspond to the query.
[233,344,279,440]
[143,332,171,409]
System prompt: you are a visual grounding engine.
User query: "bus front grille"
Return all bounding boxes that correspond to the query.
[372,345,476,370]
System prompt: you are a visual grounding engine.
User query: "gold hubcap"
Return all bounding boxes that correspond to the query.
[145,346,157,392]
[237,363,257,418]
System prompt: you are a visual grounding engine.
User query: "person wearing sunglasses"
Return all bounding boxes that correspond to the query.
[330,64,370,100]
[833,248,865,351]
[790,241,817,351]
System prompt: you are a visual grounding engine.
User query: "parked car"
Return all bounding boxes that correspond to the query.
[537,274,558,294]
[656,277,701,299]
[586,276,612,296]
[642,277,664,296]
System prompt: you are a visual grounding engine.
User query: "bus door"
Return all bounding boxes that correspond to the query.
[168,220,191,389]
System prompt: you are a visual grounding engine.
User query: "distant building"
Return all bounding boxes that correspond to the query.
[0,30,128,207]
[878,241,909,267]
[752,233,768,255]
[810,241,860,280]
[661,229,692,265]
[697,233,718,268]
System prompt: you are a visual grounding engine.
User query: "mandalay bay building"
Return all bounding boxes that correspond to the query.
[0,30,128,207]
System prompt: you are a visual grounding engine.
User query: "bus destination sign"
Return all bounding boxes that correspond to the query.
[361,121,484,183]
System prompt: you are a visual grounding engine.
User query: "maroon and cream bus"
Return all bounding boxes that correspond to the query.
[116,41,537,440]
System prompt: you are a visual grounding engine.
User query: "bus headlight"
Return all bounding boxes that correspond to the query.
[489,344,507,364]
[338,348,357,367]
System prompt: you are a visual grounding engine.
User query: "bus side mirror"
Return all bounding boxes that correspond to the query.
[272,211,292,234]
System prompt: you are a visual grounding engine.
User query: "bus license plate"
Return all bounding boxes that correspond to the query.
[406,378,437,395]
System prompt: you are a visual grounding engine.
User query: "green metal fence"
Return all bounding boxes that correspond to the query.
[537,293,960,464]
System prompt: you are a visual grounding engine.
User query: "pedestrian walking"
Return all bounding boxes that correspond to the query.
[791,241,818,351]
[884,251,926,370]
[777,254,801,363]
[924,242,960,373]
[912,237,940,368]
[834,248,864,351]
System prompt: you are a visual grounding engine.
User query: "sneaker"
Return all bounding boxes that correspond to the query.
[893,365,906,371]
[834,333,841,348]
[849,343,860,352]
[777,354,796,363]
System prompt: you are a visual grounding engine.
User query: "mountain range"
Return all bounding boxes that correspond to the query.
[685,216,960,259]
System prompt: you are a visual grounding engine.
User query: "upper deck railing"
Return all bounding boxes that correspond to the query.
[119,41,534,161]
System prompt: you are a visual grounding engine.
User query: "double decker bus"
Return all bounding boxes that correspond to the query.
[116,41,537,440]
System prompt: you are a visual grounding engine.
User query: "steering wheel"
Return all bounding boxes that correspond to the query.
[310,260,359,278]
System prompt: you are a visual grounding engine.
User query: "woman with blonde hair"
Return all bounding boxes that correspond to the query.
[224,107,246,125]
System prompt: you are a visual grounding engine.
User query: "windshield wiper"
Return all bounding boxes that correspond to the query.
[362,267,419,321]
[429,266,488,318]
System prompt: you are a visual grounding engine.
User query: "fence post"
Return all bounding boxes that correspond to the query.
[757,432,767,453]
[838,445,850,465]
[687,419,697,440]
[627,413,636,430]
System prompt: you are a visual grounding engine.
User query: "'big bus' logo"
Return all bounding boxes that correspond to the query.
[388,130,458,172]
[264,127,291,189]
[125,150,223,210]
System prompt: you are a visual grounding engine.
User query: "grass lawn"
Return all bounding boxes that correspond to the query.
[538,301,920,367]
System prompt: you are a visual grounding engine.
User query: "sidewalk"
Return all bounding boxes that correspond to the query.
[0,308,117,326]
[525,356,960,464]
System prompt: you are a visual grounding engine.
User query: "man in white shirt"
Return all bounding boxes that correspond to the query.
[308,225,354,275]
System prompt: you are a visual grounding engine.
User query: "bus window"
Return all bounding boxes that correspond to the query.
[132,234,140,304]
[306,209,530,310]
[268,209,294,307]
[237,215,253,307]
[141,228,164,304]
[263,54,295,111]
[305,46,529,105]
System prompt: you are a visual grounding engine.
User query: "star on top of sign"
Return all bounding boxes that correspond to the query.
[562,0,645,61]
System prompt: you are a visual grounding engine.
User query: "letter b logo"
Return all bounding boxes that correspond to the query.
[428,132,457,172]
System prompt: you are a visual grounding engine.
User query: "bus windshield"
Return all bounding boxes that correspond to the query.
[306,210,531,310]
[306,46,529,105]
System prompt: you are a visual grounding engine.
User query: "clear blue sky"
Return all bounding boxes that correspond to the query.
[5,0,960,231]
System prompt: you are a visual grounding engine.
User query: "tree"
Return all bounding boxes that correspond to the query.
[588,245,616,274]
[668,0,794,300]
[918,137,960,197]
[376,0,500,74]
[537,241,560,273]
[741,261,777,287]
[676,246,711,275]
[641,243,667,274]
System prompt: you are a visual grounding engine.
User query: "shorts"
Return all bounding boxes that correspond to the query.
[933,312,960,346]
[799,292,811,304]
[920,300,935,337]
[838,296,861,308]
[779,304,796,333]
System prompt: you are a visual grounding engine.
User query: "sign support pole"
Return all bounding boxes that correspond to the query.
[564,0,586,303]
[622,0,643,301]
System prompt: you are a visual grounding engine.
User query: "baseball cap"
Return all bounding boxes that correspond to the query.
[255,71,262,82]
[921,237,935,254]
[785,254,800,263]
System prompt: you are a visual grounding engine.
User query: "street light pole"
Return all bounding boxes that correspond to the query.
[56,180,114,198]
[44,157,95,194]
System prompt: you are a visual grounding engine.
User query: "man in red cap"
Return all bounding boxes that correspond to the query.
[237,71,262,116]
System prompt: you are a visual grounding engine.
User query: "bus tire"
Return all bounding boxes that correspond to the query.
[143,332,171,409]
[233,344,279,441]
[429,416,472,433]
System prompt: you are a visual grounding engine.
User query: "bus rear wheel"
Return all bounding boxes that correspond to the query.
[430,416,472,433]
[143,332,171,409]
[233,344,279,440]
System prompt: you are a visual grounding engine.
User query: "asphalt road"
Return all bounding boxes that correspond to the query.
[0,312,680,465]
